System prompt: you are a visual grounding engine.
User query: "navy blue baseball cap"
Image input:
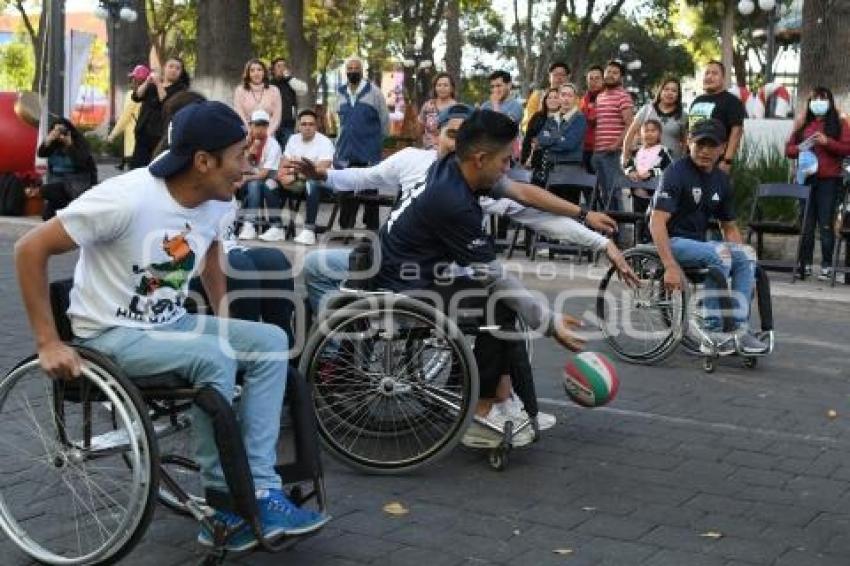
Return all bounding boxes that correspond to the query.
[149,101,248,178]
[690,118,727,145]
[437,103,474,128]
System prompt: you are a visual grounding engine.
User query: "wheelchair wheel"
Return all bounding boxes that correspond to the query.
[596,248,687,364]
[300,295,479,474]
[0,349,158,565]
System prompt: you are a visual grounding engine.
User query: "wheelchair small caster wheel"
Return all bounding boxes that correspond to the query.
[743,357,757,369]
[288,485,304,504]
[703,358,716,373]
[489,448,509,471]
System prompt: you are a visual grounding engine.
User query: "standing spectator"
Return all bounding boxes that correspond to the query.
[688,61,746,173]
[269,57,308,150]
[622,75,688,161]
[786,86,850,280]
[281,109,337,245]
[536,83,587,204]
[481,70,523,124]
[592,60,634,211]
[36,118,97,220]
[233,59,282,139]
[130,57,190,168]
[107,65,145,170]
[623,119,673,242]
[521,62,570,133]
[237,110,284,242]
[579,65,604,173]
[521,87,561,185]
[334,56,390,231]
[418,72,458,149]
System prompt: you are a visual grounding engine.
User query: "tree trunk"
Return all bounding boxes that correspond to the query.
[113,0,151,116]
[798,0,850,112]
[31,8,48,93]
[568,0,625,83]
[282,0,318,107]
[720,0,735,88]
[195,0,252,102]
[533,0,566,89]
[444,0,462,90]
[732,47,747,88]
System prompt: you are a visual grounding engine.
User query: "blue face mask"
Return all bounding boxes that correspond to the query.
[810,99,830,116]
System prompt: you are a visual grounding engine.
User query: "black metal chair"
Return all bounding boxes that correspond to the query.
[603,178,660,248]
[830,184,850,287]
[745,182,812,282]
[506,168,598,261]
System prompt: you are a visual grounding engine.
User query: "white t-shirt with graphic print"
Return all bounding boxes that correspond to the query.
[283,132,335,163]
[57,167,231,338]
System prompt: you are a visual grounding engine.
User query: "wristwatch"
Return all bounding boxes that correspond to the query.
[577,204,589,224]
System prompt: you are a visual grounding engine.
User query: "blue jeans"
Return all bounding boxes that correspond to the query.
[800,176,841,268]
[304,248,351,312]
[591,150,625,212]
[241,178,283,226]
[304,180,336,230]
[78,314,287,491]
[276,125,294,151]
[670,237,756,331]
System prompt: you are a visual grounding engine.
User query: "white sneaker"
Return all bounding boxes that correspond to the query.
[700,331,735,356]
[237,222,256,240]
[818,267,832,281]
[258,226,285,242]
[293,229,316,245]
[462,404,534,448]
[499,394,555,431]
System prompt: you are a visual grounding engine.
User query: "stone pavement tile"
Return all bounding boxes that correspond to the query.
[514,503,591,530]
[683,493,753,516]
[570,535,659,564]
[574,513,656,541]
[825,533,850,555]
[773,547,849,566]
[328,509,411,537]
[116,542,198,566]
[673,460,737,482]
[786,476,850,501]
[746,502,820,527]
[727,467,794,488]
[639,525,721,554]
[641,548,726,566]
[763,441,829,461]
[376,545,464,566]
[629,503,706,529]
[690,513,766,540]
[713,435,773,453]
[670,442,731,463]
[722,449,778,470]
[299,531,403,563]
[507,546,599,566]
[230,549,365,566]
[704,535,789,564]
[734,486,799,507]
[570,494,640,517]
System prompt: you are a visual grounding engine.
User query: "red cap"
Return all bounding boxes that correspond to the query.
[128,65,150,81]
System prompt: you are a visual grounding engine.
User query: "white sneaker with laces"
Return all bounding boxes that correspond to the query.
[700,331,735,356]
[258,226,285,242]
[293,229,316,245]
[818,267,832,281]
[499,394,555,432]
[536,411,557,431]
[463,405,535,448]
[237,222,256,240]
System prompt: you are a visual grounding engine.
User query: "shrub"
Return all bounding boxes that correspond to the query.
[731,142,795,225]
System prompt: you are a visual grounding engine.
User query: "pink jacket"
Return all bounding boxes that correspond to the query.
[233,84,282,136]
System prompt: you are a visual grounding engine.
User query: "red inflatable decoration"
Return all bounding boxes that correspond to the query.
[0,92,39,176]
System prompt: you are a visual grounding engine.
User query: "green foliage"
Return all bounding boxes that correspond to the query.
[250,0,286,62]
[84,132,123,158]
[730,143,795,225]
[0,35,34,90]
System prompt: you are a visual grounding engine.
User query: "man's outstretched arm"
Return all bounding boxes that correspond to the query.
[14,219,82,379]
[502,180,618,235]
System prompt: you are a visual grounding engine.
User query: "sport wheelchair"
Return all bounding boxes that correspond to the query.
[298,248,541,473]
[596,245,775,373]
[0,280,326,565]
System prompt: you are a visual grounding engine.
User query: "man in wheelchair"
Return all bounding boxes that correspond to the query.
[14,101,329,552]
[649,118,769,355]
[369,109,588,445]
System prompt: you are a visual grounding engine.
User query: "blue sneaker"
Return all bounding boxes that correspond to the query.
[257,489,331,538]
[197,509,257,552]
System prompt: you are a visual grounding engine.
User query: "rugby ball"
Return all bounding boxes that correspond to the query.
[563,352,619,408]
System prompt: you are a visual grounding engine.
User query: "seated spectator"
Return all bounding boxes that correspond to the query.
[624,119,673,242]
[237,110,284,241]
[280,109,335,246]
[521,87,560,185]
[36,118,97,220]
[537,83,587,204]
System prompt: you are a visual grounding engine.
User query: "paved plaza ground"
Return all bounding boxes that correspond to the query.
[1,189,850,564]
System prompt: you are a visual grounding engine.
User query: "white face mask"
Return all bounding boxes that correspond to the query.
[810,99,830,116]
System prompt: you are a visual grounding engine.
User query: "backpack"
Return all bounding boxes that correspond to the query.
[278,77,298,125]
[0,173,25,216]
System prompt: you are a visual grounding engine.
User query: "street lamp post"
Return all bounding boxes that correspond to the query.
[737,0,778,82]
[95,1,137,130]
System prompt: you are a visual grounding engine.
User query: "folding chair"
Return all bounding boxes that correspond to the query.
[745,182,812,282]
[830,183,850,287]
[604,178,660,248]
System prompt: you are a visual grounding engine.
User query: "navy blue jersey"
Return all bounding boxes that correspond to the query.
[375,153,497,291]
[652,156,736,241]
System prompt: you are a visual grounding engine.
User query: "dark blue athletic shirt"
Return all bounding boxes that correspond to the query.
[652,156,736,241]
[374,153,498,292]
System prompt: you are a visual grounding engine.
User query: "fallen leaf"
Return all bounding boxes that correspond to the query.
[581,506,596,512]
[382,502,409,516]
[512,529,521,536]
[552,548,574,555]
[700,531,724,540]
[827,409,838,419]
